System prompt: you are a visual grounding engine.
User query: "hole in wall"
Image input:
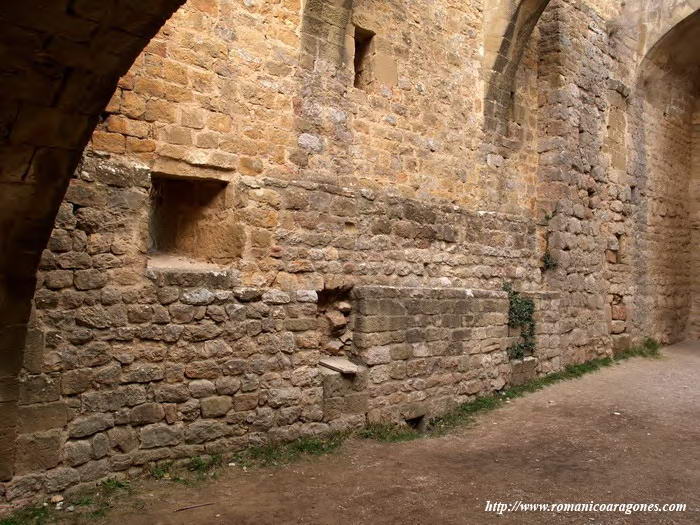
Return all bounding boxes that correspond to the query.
[317,286,353,356]
[149,175,238,265]
[405,415,426,432]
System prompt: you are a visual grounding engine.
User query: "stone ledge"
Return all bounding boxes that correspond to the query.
[353,285,508,300]
[319,357,360,375]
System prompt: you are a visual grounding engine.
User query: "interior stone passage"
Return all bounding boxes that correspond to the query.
[0,0,698,508]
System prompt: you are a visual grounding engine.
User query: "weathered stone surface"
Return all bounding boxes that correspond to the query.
[63,440,93,467]
[188,380,216,398]
[129,403,165,425]
[319,357,359,375]
[155,383,190,403]
[140,423,183,449]
[61,368,94,395]
[18,402,68,434]
[214,376,241,395]
[45,467,80,493]
[107,426,139,453]
[200,396,232,418]
[68,413,114,438]
[15,431,62,475]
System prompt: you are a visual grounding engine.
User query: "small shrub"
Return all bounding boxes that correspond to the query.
[149,462,172,480]
[542,251,558,271]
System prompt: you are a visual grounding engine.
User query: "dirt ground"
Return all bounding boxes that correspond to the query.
[98,342,699,525]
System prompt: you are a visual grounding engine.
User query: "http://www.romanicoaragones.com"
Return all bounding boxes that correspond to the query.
[484,500,687,516]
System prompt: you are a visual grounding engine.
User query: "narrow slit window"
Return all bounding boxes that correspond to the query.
[354,26,375,89]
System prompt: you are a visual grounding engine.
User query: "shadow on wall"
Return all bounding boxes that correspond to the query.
[625,9,700,344]
[0,0,187,482]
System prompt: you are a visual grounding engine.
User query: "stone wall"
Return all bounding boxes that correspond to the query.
[10,263,562,504]
[690,112,700,340]
[4,151,554,505]
[620,29,698,344]
[91,0,526,213]
[53,154,542,291]
[350,286,561,424]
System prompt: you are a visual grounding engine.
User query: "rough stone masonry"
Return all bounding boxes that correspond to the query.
[1,0,698,508]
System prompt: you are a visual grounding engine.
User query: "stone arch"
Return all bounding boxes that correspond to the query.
[622,0,700,62]
[482,0,551,136]
[0,0,185,480]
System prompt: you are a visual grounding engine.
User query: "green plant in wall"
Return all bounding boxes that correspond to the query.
[503,283,535,360]
[542,250,558,271]
[541,212,558,273]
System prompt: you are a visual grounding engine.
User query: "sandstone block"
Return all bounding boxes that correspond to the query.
[18,401,68,434]
[45,467,80,492]
[77,459,110,482]
[107,426,139,453]
[15,430,62,475]
[121,363,163,383]
[44,270,73,290]
[262,290,291,304]
[215,376,241,395]
[233,393,259,411]
[184,420,227,444]
[185,360,220,379]
[19,374,61,405]
[130,403,165,425]
[181,288,216,305]
[63,440,93,466]
[91,432,111,459]
[155,383,190,403]
[140,423,183,449]
[68,413,115,438]
[200,396,233,417]
[267,387,301,408]
[62,368,94,395]
[74,269,108,290]
[188,379,216,398]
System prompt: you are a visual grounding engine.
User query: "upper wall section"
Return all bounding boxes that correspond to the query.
[623,0,700,61]
[88,0,529,212]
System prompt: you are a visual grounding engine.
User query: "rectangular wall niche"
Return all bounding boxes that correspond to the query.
[149,176,244,264]
[354,25,376,89]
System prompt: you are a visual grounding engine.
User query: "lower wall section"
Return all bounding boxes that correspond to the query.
[5,282,561,505]
[353,286,512,423]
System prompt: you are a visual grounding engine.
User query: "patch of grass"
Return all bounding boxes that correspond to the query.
[617,337,661,359]
[187,455,222,474]
[0,506,51,525]
[148,462,190,485]
[233,433,348,468]
[72,496,94,507]
[149,462,173,480]
[186,455,223,480]
[100,478,130,497]
[356,423,420,443]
